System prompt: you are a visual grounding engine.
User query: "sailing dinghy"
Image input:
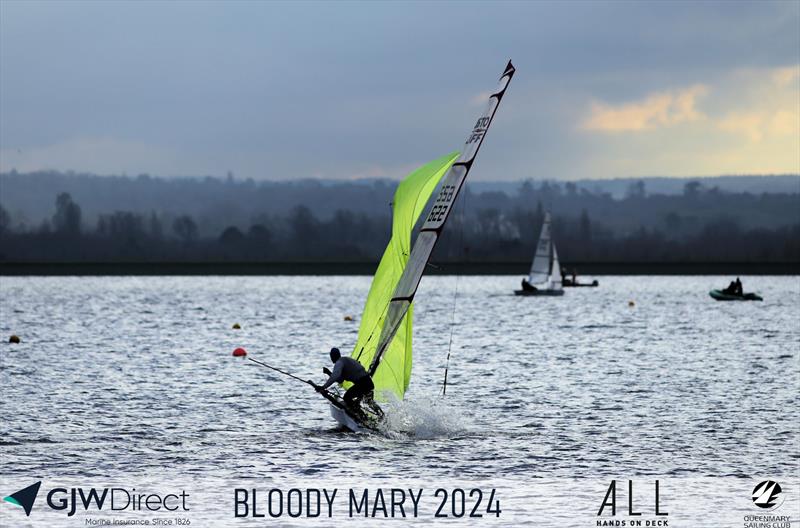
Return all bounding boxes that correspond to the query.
[320,61,516,432]
[515,212,564,296]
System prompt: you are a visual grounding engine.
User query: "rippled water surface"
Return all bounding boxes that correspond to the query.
[1,275,798,524]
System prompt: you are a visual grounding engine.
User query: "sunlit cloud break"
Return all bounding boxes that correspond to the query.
[581,85,709,132]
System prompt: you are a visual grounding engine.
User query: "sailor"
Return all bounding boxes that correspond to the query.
[521,278,537,292]
[316,347,375,408]
[735,277,743,296]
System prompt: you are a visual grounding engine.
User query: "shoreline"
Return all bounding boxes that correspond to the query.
[0,261,797,276]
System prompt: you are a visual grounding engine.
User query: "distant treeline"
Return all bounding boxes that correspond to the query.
[1,176,798,263]
[1,170,798,237]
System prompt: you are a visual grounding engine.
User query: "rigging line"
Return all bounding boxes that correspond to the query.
[442,185,467,396]
[353,300,391,362]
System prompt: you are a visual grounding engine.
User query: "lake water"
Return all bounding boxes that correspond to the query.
[1,275,798,526]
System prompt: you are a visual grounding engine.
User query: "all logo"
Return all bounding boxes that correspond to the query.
[751,481,784,511]
[3,481,42,516]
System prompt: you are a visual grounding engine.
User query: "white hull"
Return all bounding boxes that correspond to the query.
[329,403,364,432]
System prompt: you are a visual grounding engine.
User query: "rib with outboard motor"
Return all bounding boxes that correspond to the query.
[323,61,516,431]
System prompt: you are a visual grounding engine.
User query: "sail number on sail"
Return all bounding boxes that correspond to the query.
[426,184,456,223]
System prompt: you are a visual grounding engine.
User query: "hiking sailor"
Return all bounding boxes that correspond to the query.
[315,347,375,409]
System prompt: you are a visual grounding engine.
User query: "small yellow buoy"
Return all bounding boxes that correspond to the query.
[232,323,241,329]
[9,335,20,343]
[628,300,635,307]
[343,315,354,321]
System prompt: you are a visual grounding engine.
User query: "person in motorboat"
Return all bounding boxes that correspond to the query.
[722,278,744,296]
[315,347,375,410]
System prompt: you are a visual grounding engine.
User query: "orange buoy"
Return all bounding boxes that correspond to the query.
[9,335,20,343]
[232,347,247,357]
[232,323,241,329]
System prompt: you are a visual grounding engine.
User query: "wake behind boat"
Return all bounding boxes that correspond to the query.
[311,61,517,432]
[515,212,564,296]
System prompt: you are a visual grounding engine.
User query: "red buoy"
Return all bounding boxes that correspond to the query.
[232,347,247,357]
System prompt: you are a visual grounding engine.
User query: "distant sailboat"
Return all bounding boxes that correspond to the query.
[316,61,516,432]
[515,212,564,296]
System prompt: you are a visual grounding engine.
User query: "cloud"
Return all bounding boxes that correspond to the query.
[715,65,800,143]
[770,109,799,136]
[772,65,800,87]
[470,91,492,106]
[581,85,708,132]
[717,112,766,142]
[572,65,800,177]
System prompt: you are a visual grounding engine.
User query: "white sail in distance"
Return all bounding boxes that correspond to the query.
[367,60,516,377]
[527,212,562,291]
[528,212,552,284]
[551,242,562,290]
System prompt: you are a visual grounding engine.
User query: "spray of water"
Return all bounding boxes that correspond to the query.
[377,394,469,439]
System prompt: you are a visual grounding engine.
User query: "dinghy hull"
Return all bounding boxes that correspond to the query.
[514,289,564,296]
[330,403,365,432]
[320,389,383,433]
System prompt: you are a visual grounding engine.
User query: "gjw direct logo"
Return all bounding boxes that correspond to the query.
[751,480,784,510]
[3,481,41,516]
[3,481,189,517]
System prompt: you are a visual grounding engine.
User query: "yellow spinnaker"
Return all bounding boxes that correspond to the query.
[350,152,459,400]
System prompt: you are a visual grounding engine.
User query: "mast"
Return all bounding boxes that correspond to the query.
[368,60,516,377]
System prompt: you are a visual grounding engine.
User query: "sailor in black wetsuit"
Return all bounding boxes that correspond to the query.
[316,348,374,408]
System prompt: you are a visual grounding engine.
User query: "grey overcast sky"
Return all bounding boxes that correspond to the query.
[1,0,798,181]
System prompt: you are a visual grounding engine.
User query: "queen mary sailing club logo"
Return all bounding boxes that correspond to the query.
[751,480,784,510]
[3,481,42,516]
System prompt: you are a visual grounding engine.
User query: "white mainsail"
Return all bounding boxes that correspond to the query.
[366,60,516,377]
[528,212,552,284]
[527,212,562,291]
